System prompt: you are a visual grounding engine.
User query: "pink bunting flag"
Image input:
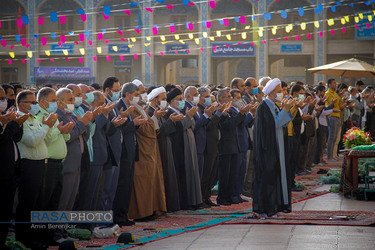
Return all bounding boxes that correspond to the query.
[209,1,216,9]
[38,17,44,26]
[65,57,70,61]
[319,31,323,37]
[22,59,27,63]
[145,8,153,13]
[93,56,97,61]
[307,33,312,39]
[170,24,175,33]
[166,5,173,9]
[186,49,191,53]
[106,55,111,61]
[8,59,12,65]
[17,19,23,27]
[79,34,85,42]
[81,14,87,22]
[160,52,164,56]
[74,41,79,45]
[206,21,211,28]
[284,37,289,41]
[10,45,14,49]
[188,22,194,30]
[330,30,335,35]
[124,10,131,15]
[58,42,62,47]
[273,39,278,42]
[37,59,41,63]
[117,30,123,35]
[225,44,230,47]
[188,2,194,6]
[341,27,346,33]
[41,37,47,46]
[121,38,126,42]
[200,48,205,53]
[50,58,55,62]
[174,50,178,54]
[213,46,217,52]
[237,42,242,45]
[119,55,124,60]
[354,25,359,30]
[103,12,110,20]
[21,38,27,46]
[262,40,267,44]
[250,42,255,46]
[105,39,109,44]
[26,44,30,48]
[147,53,151,57]
[296,35,300,41]
[240,16,246,24]
[97,33,103,40]
[79,57,84,63]
[223,19,229,26]
[88,40,93,46]
[134,54,138,59]
[60,35,66,44]
[0,20,1,28]
[152,26,158,35]
[135,29,141,34]
[60,15,66,24]
[366,23,370,29]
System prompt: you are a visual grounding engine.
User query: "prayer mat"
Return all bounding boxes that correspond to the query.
[224,210,375,227]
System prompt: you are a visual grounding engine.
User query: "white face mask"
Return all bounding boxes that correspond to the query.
[275,93,284,102]
[159,100,167,109]
[192,96,199,105]
[141,93,148,103]
[64,103,75,113]
[0,99,7,111]
[130,96,140,105]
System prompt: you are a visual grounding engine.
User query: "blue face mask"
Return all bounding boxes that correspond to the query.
[85,92,94,105]
[29,104,40,115]
[204,97,212,107]
[46,102,58,114]
[177,100,185,110]
[110,91,121,102]
[252,87,259,95]
[75,97,82,107]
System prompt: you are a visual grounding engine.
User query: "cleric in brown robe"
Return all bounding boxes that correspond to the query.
[127,82,167,221]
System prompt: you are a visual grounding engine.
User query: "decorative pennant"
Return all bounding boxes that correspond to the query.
[22,15,29,25]
[97,47,102,54]
[124,10,131,15]
[213,46,217,52]
[281,10,287,19]
[79,57,84,63]
[15,35,21,42]
[22,59,26,63]
[34,34,39,38]
[104,39,109,44]
[77,9,85,14]
[183,0,189,5]
[133,53,138,59]
[330,30,335,35]
[93,56,97,61]
[37,59,41,63]
[147,53,151,57]
[50,12,58,22]
[21,38,27,46]
[8,59,13,65]
[187,22,194,30]
[60,35,66,43]
[170,23,175,33]
[50,58,55,62]
[298,8,304,17]
[84,30,90,38]
[52,33,58,39]
[223,18,229,26]
[296,35,300,41]
[27,51,33,58]
[240,16,246,24]
[88,40,93,46]
[319,31,323,37]
[166,5,173,9]
[97,33,103,40]
[63,49,68,55]
[103,12,110,20]
[186,49,191,53]
[117,30,123,35]
[331,6,336,12]
[65,57,70,61]
[342,27,346,33]
[10,45,14,49]
[17,19,23,27]
[81,14,87,22]
[60,15,66,24]
[26,44,30,48]
[209,0,216,9]
[145,7,153,12]
[103,6,111,16]
[264,13,271,20]
[160,52,165,56]
[200,48,205,53]
[206,21,211,28]
[135,28,141,34]
[79,33,85,42]
[45,50,50,56]
[9,52,15,58]
[74,41,79,45]
[129,3,137,7]
[41,37,47,46]
[68,31,74,35]
[79,48,85,55]
[119,55,124,60]
[152,25,158,35]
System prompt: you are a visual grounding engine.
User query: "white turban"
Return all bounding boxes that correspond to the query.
[148,87,166,101]
[132,79,143,87]
[263,78,281,96]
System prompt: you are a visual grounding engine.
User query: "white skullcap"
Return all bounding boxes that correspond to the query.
[132,79,143,87]
[263,78,281,96]
[148,87,166,101]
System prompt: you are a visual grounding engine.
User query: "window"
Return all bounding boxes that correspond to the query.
[171,15,187,31]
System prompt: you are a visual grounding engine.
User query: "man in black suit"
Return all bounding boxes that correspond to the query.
[216,89,250,205]
[0,87,28,248]
[112,82,147,226]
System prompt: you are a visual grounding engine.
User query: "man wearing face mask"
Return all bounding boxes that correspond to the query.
[15,90,57,248]
[0,87,29,249]
[243,77,259,105]
[2,84,16,111]
[349,87,363,127]
[55,88,92,235]
[113,83,147,226]
[132,79,148,105]
[147,87,185,212]
[183,86,216,181]
[166,88,203,210]
[253,78,295,218]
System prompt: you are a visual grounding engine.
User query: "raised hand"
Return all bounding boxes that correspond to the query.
[204,105,216,117]
[295,99,304,108]
[119,106,135,118]
[154,108,168,119]
[133,116,148,126]
[14,113,30,125]
[332,109,340,113]
[101,103,116,117]
[0,111,16,125]
[301,113,312,121]
[250,103,259,115]
[309,98,317,108]
[42,113,58,128]
[331,98,338,106]
[91,106,103,120]
[78,111,93,126]
[282,98,295,113]
[186,106,199,118]
[240,103,251,114]
[223,101,233,114]
[217,103,225,113]
[111,115,127,127]
[315,105,324,112]
[57,121,74,134]
[169,113,185,123]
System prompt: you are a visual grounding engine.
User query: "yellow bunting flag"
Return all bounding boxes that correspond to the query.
[300,22,306,30]
[174,34,180,40]
[27,51,33,58]
[131,37,136,42]
[359,13,363,19]
[241,32,246,39]
[45,50,50,56]
[209,36,215,41]
[216,31,221,37]
[341,18,345,25]
[80,48,85,55]
[245,26,250,29]
[226,34,231,40]
[327,18,334,26]
[203,32,208,38]
[144,43,150,47]
[161,41,167,45]
[97,47,102,54]
[368,15,373,22]
[314,21,320,28]
[112,46,118,52]
[160,35,166,41]
[146,37,151,41]
[344,16,350,22]
[231,28,236,31]
[128,44,134,48]
[63,49,68,56]
[194,38,199,45]
[188,33,194,39]
[258,27,263,37]
[9,52,15,58]
[179,40,185,44]
[354,16,359,23]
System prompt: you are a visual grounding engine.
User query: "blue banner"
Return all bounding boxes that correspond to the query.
[51,44,74,54]
[211,43,255,57]
[166,44,188,54]
[355,15,375,40]
[108,44,130,54]
[280,44,302,53]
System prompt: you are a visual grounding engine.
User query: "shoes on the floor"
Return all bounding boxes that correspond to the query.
[205,199,219,207]
[240,194,252,202]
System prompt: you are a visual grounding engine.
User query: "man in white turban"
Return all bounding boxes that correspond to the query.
[252,78,296,218]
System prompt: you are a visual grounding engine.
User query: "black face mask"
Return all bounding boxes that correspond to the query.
[7,99,15,109]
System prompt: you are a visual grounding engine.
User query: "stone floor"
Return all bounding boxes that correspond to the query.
[133,185,375,250]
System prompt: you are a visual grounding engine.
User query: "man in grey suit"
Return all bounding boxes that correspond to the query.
[56,88,92,212]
